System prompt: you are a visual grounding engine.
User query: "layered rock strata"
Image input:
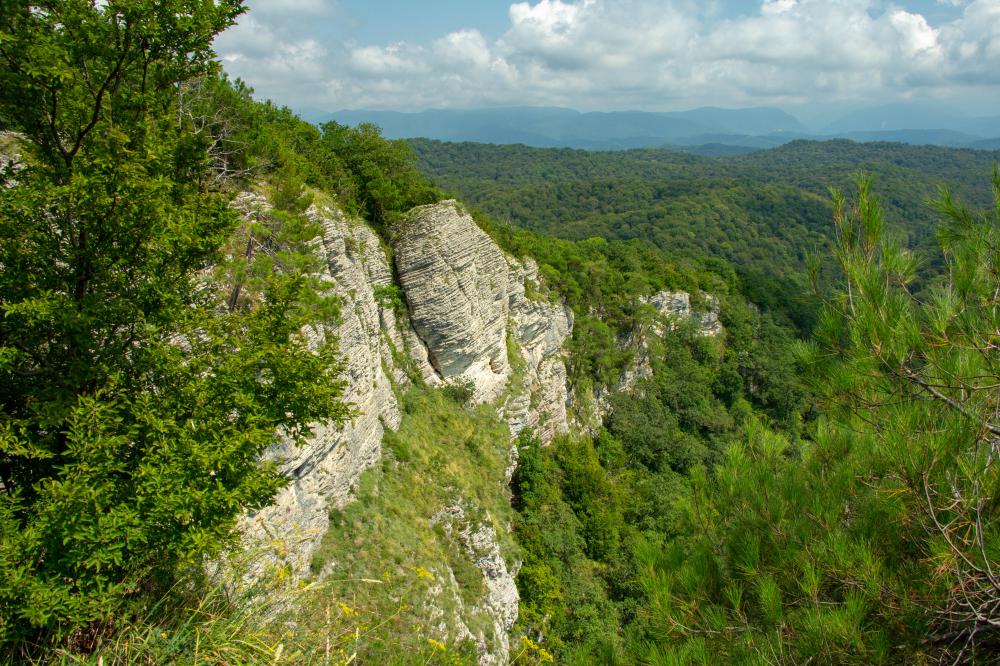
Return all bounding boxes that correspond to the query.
[430,504,520,666]
[394,200,514,404]
[394,201,572,440]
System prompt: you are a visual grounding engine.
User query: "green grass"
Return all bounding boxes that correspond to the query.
[297,386,517,662]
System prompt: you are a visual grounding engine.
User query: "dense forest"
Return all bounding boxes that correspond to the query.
[412,139,1000,259]
[414,140,1000,662]
[2,1,1000,665]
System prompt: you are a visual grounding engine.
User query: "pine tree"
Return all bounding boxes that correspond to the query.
[812,172,1000,660]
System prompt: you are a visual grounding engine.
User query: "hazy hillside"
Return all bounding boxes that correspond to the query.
[318,106,810,149]
[822,102,1000,136]
[319,104,999,151]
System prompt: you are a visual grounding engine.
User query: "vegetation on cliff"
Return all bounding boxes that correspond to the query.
[3,1,1000,664]
[500,177,1000,664]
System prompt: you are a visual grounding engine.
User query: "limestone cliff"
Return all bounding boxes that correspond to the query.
[395,201,513,404]
[396,201,572,440]
[241,197,571,664]
[505,257,574,443]
[238,193,405,576]
[644,290,722,338]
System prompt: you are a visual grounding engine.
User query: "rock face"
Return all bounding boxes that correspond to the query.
[233,192,737,664]
[505,257,573,442]
[395,201,513,404]
[241,197,573,665]
[395,201,572,441]
[0,132,23,177]
[239,194,406,577]
[645,290,723,337]
[431,504,520,666]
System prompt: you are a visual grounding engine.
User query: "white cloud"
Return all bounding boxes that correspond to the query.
[433,30,494,69]
[213,0,1000,111]
[946,0,1000,66]
[349,44,429,76]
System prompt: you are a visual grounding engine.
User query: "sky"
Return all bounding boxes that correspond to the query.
[213,0,1000,118]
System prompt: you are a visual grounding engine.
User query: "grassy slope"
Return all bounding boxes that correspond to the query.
[293,386,517,664]
[55,386,517,666]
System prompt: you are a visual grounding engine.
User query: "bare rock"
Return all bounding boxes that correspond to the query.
[644,290,723,338]
[395,201,513,404]
[431,504,520,666]
[506,258,573,443]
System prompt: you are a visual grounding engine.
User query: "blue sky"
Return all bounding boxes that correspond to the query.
[330,1,514,42]
[214,0,999,116]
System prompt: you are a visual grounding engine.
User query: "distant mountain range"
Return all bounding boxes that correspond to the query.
[820,104,1000,137]
[302,103,999,153]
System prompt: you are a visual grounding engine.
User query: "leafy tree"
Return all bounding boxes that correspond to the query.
[0,0,347,652]
[320,121,441,239]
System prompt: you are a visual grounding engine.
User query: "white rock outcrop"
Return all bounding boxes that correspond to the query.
[395,201,572,441]
[395,200,513,404]
[430,503,520,666]
[644,290,723,337]
[505,258,573,442]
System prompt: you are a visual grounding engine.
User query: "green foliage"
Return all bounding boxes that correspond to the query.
[5,3,991,664]
[319,122,442,240]
[511,299,809,662]
[508,169,1000,664]
[441,381,476,406]
[373,284,407,317]
[166,75,442,236]
[609,175,1000,664]
[512,432,623,658]
[809,171,1000,659]
[0,1,349,654]
[33,552,313,666]
[29,546,477,665]
[631,418,919,664]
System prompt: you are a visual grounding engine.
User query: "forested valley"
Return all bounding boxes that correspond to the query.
[2,2,1000,665]
[411,138,1000,663]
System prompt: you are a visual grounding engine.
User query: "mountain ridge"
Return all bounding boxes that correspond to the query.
[310,104,999,152]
